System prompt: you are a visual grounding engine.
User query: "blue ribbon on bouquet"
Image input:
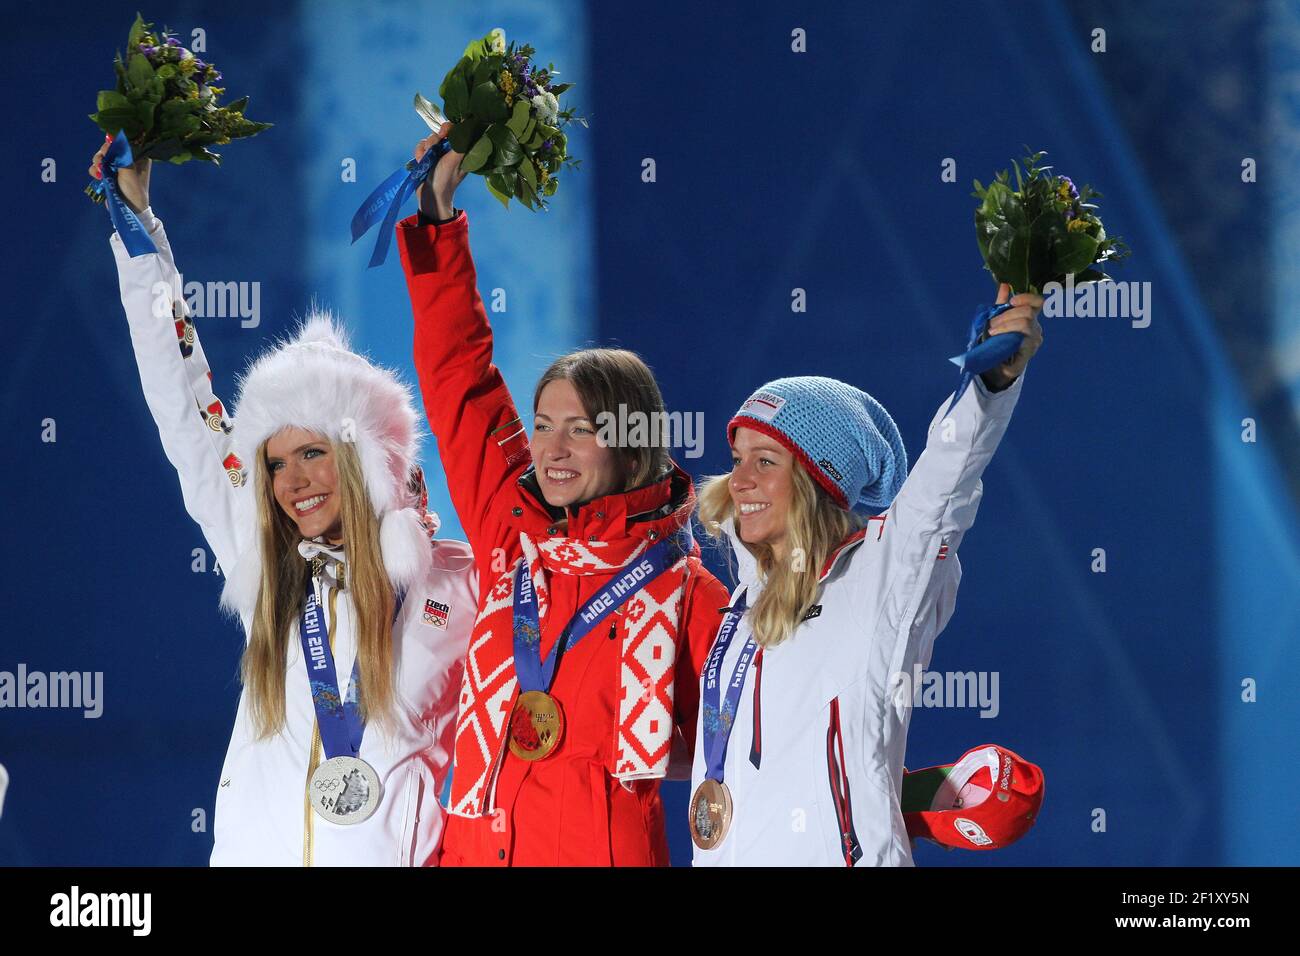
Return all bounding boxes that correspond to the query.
[89,131,157,258]
[350,138,452,268]
[944,301,1023,416]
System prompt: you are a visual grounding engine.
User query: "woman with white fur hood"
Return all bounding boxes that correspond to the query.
[92,138,476,866]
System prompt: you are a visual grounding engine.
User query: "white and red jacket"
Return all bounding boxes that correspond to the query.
[690,372,1024,866]
[110,210,476,866]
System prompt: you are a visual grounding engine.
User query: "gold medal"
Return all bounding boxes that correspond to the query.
[508,690,565,761]
[689,778,733,849]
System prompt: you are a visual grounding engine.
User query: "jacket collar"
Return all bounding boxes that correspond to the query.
[297,536,346,588]
[719,518,873,594]
[720,517,762,593]
[819,528,869,579]
[506,461,698,545]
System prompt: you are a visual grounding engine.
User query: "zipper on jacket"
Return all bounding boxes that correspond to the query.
[825,697,863,866]
[303,583,340,868]
[303,724,323,866]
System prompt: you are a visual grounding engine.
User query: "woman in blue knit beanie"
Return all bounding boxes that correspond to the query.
[689,283,1044,866]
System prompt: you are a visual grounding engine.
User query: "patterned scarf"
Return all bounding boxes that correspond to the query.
[448,529,691,817]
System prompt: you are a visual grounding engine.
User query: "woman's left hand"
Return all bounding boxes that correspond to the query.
[415,122,469,221]
[980,282,1044,390]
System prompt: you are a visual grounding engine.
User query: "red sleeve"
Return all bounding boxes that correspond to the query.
[672,559,731,759]
[396,211,529,603]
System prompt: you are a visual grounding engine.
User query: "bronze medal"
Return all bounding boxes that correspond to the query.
[508,690,565,761]
[689,778,734,850]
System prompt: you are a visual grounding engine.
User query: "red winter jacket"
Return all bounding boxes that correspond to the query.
[397,211,730,866]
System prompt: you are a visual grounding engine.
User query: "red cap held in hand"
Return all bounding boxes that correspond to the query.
[902,744,1044,850]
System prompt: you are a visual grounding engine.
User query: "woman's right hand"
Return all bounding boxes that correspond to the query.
[415,121,469,221]
[89,135,151,215]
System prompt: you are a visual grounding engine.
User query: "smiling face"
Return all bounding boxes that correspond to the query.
[264,427,343,543]
[729,426,795,560]
[532,378,626,509]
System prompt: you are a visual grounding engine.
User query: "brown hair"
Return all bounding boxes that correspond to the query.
[243,435,398,739]
[533,348,672,490]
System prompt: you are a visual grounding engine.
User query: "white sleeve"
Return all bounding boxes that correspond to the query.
[864,371,1024,654]
[109,208,250,575]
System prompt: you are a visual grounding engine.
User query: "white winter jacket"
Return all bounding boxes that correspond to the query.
[110,212,476,866]
[690,372,1023,866]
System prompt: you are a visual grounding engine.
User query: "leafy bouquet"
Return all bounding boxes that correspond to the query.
[945,150,1131,411]
[86,12,270,202]
[416,28,584,209]
[972,148,1129,294]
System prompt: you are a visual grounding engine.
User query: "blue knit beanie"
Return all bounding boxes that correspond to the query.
[727,376,908,514]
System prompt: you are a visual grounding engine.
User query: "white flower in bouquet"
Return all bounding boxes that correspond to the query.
[488,28,507,54]
[531,90,559,124]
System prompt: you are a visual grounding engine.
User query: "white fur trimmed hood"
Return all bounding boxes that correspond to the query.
[218,312,438,617]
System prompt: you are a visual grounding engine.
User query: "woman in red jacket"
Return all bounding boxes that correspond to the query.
[394,125,731,866]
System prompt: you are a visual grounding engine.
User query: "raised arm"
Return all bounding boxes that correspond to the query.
[395,127,530,595]
[877,372,1023,628]
[95,140,250,576]
[858,284,1043,646]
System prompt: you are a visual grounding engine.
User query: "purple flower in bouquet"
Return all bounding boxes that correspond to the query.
[87,12,271,182]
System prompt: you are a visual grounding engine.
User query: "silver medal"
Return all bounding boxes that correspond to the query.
[309,755,382,825]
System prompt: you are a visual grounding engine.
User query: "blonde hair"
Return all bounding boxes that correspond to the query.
[242,436,398,739]
[698,460,861,647]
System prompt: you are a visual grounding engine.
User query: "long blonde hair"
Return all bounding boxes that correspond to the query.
[242,436,398,738]
[698,461,861,647]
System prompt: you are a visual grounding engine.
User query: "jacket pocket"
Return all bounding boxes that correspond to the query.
[825,697,863,866]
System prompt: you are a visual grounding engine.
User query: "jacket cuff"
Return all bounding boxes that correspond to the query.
[971,366,1025,410]
[396,210,468,275]
[418,207,461,227]
[135,204,159,233]
[108,204,161,246]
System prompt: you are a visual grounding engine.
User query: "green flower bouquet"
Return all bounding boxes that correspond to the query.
[86,11,270,202]
[973,148,1129,294]
[416,27,584,210]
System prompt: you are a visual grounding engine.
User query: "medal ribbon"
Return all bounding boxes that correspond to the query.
[298,575,406,760]
[90,130,158,258]
[702,589,755,783]
[945,300,1022,415]
[511,531,690,694]
[350,139,452,269]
